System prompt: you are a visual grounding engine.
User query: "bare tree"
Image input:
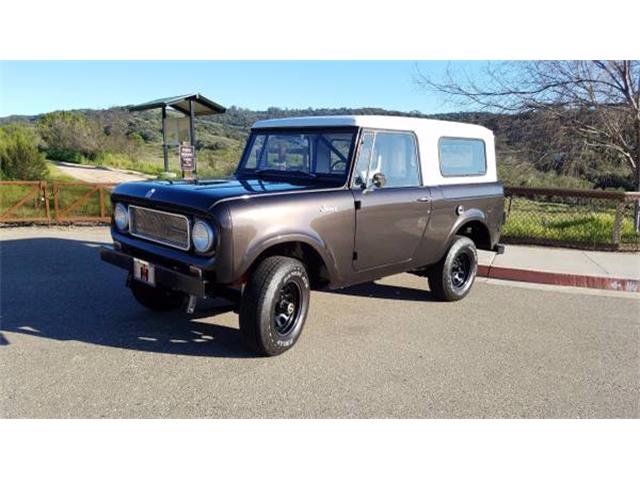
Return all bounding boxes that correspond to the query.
[416,60,640,229]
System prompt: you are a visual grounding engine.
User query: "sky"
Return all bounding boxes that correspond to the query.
[0,61,489,117]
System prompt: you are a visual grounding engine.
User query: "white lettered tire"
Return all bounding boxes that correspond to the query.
[239,256,310,356]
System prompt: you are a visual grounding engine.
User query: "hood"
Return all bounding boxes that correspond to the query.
[111,177,331,214]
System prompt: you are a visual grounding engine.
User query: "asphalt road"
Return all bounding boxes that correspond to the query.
[1,227,639,418]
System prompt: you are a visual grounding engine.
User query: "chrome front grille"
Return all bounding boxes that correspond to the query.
[129,206,190,251]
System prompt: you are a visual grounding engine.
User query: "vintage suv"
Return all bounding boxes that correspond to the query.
[101,115,504,355]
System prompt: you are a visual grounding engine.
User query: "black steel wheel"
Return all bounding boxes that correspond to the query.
[450,252,472,289]
[239,256,310,356]
[428,235,478,302]
[273,281,303,337]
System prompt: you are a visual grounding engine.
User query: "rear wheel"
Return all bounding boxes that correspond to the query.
[130,280,186,312]
[428,235,478,302]
[239,256,310,356]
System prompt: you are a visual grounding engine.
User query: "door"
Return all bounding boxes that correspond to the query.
[351,130,431,271]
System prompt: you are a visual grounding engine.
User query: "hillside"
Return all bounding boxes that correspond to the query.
[1,106,634,189]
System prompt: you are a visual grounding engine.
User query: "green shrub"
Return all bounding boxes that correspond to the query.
[45,148,89,164]
[0,125,48,180]
[198,147,241,178]
[38,111,101,159]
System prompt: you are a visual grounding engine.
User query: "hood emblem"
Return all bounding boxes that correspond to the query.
[145,188,156,199]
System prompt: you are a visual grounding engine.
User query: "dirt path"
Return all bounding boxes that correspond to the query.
[51,161,151,183]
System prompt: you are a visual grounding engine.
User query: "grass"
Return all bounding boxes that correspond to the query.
[93,152,166,176]
[46,161,76,182]
[0,182,49,220]
[503,198,640,246]
[52,183,112,218]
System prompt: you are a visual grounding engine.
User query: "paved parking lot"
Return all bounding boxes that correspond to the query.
[1,227,639,418]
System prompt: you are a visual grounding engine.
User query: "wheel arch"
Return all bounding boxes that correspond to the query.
[455,219,492,250]
[446,209,492,251]
[239,235,337,289]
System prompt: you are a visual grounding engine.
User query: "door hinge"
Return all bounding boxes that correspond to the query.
[352,251,358,261]
[354,200,361,210]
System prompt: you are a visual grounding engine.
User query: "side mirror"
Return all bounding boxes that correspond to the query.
[372,172,386,188]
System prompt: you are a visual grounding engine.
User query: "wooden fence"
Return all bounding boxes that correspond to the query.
[2,181,640,251]
[1,181,116,224]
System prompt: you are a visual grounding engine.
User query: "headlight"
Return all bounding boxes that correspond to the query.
[192,220,215,253]
[114,203,129,231]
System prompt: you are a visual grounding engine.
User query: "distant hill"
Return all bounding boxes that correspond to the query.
[1,105,633,189]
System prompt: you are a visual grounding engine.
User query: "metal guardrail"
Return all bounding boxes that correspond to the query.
[503,187,640,251]
[1,181,116,224]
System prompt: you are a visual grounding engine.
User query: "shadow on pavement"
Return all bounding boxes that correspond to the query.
[1,236,437,357]
[0,237,253,358]
[332,280,437,302]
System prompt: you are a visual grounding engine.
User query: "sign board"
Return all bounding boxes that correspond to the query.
[179,143,195,176]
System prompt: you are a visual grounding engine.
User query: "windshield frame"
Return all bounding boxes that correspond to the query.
[235,126,359,185]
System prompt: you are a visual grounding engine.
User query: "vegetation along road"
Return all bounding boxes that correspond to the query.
[1,227,638,418]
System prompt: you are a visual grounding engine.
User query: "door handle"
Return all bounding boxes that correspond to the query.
[416,196,430,203]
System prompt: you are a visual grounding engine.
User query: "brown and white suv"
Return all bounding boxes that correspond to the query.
[101,115,505,355]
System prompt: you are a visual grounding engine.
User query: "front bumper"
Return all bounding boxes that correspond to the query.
[100,246,207,298]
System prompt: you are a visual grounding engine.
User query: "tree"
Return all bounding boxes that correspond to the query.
[416,60,640,229]
[38,110,101,159]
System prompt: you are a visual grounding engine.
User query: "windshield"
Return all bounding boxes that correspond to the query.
[237,129,357,181]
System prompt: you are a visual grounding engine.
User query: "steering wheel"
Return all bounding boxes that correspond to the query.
[330,159,347,172]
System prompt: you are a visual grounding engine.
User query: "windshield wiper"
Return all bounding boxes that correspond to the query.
[253,168,316,178]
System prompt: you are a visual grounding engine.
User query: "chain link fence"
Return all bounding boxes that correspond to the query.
[503,187,640,251]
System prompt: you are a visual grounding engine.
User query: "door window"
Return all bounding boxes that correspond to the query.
[352,131,420,188]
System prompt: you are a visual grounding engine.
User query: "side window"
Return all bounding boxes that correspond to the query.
[370,132,420,188]
[439,138,486,176]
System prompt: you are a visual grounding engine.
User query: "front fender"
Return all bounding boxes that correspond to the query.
[236,231,340,285]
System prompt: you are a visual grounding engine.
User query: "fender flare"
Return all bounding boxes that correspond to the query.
[237,231,340,284]
[439,208,490,256]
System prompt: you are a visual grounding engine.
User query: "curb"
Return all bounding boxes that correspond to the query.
[477,265,640,293]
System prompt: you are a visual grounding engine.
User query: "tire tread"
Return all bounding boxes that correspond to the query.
[239,256,304,354]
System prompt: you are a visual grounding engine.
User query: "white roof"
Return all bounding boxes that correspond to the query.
[251,115,497,187]
[252,115,493,137]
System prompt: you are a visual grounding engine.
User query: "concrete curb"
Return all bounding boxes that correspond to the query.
[477,265,639,293]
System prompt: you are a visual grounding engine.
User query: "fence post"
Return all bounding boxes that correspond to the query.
[53,183,60,221]
[611,200,626,247]
[99,187,106,219]
[42,181,51,224]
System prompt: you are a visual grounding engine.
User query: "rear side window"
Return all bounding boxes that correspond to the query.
[438,138,486,177]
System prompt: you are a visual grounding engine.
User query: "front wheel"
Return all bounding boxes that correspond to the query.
[239,256,310,356]
[428,235,478,302]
